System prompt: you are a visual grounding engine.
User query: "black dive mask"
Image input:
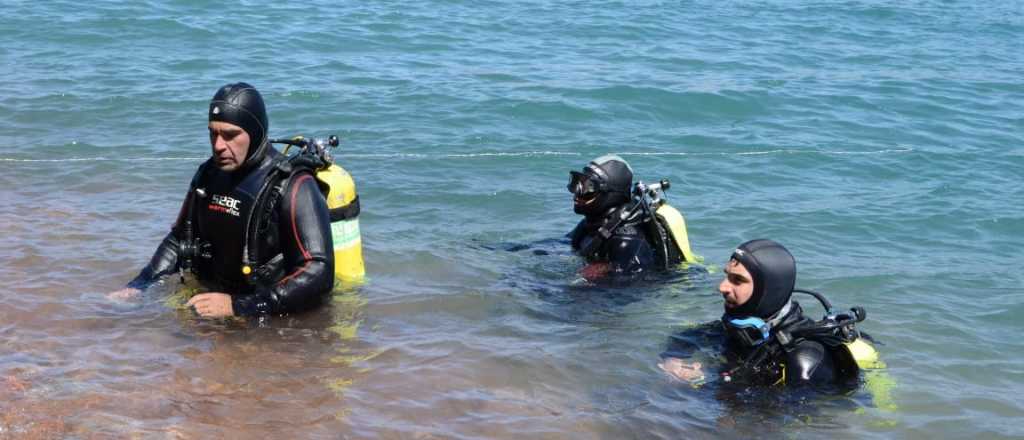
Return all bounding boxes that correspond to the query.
[568,170,601,199]
[570,155,633,217]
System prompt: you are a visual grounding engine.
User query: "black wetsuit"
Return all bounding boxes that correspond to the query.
[128,148,334,316]
[662,302,850,387]
[569,205,655,279]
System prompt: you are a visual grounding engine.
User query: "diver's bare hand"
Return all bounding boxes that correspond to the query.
[107,287,142,301]
[658,357,704,383]
[186,293,234,317]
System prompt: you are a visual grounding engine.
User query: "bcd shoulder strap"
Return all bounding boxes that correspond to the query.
[241,154,306,285]
[579,201,641,257]
[242,151,362,286]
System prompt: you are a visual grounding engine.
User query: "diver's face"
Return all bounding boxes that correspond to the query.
[569,171,602,214]
[209,121,250,171]
[720,259,754,309]
[573,191,600,212]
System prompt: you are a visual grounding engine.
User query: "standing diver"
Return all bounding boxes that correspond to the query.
[567,155,697,282]
[108,83,338,317]
[659,239,879,388]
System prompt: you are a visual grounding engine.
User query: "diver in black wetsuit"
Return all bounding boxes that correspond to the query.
[108,83,334,317]
[659,239,865,388]
[567,155,656,281]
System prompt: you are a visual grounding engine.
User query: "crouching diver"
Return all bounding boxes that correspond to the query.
[568,155,697,282]
[108,83,339,317]
[659,239,882,389]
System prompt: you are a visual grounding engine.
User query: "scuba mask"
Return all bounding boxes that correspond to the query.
[725,316,771,347]
[568,170,602,199]
[569,155,633,216]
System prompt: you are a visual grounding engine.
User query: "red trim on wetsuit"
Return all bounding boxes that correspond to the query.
[278,174,314,285]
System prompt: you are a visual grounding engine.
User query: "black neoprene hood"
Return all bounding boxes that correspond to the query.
[575,154,633,217]
[726,239,796,319]
[209,82,269,170]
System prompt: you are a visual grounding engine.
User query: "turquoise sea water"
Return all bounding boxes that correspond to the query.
[1,1,1022,438]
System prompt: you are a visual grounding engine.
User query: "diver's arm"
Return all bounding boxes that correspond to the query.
[783,339,837,385]
[120,163,209,293]
[123,195,191,290]
[232,172,334,316]
[662,322,723,359]
[125,233,182,290]
[568,219,587,251]
[659,322,722,384]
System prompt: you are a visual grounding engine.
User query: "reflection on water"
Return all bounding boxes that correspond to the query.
[0,266,372,437]
[325,286,378,406]
[0,181,903,439]
[4,0,1024,434]
[1,371,74,439]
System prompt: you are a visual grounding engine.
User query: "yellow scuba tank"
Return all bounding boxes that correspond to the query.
[843,338,897,411]
[654,203,696,263]
[252,135,365,287]
[845,338,885,370]
[315,163,366,283]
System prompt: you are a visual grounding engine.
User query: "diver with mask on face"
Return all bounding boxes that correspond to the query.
[567,155,697,282]
[108,83,365,317]
[659,239,883,389]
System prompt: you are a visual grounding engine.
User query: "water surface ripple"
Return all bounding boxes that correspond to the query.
[2,1,1022,438]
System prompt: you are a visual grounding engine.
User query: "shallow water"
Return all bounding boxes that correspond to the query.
[2,1,1023,438]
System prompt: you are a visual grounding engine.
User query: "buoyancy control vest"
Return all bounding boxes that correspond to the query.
[580,179,698,270]
[184,152,281,291]
[722,290,892,402]
[182,140,365,290]
[240,139,366,286]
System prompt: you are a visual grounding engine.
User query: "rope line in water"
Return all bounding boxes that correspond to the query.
[0,148,913,163]
[0,156,209,162]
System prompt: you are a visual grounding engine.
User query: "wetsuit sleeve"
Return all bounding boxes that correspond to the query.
[605,231,655,278]
[661,322,723,360]
[126,197,189,290]
[232,172,334,316]
[568,219,587,251]
[783,339,837,385]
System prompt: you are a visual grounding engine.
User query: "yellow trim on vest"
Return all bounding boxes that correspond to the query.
[654,203,696,263]
[844,339,898,411]
[846,338,886,370]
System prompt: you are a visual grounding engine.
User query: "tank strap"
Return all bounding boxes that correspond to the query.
[579,202,642,257]
[329,195,360,221]
[242,152,321,286]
